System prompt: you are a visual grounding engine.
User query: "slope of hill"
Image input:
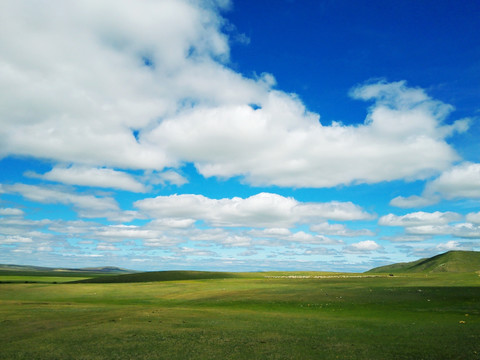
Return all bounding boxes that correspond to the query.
[72,270,238,283]
[366,250,480,274]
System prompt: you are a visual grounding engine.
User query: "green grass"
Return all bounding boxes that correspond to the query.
[1,272,479,359]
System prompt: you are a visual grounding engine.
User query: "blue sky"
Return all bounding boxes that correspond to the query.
[0,0,479,272]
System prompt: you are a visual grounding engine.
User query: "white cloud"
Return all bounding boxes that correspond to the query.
[350,80,469,137]
[379,211,480,238]
[344,240,381,253]
[389,195,439,208]
[253,227,292,237]
[289,231,337,245]
[220,235,253,248]
[0,208,24,216]
[248,228,340,245]
[4,183,137,221]
[148,218,196,229]
[0,1,468,188]
[0,217,51,236]
[0,0,243,169]
[149,82,465,187]
[95,225,158,240]
[310,222,374,236]
[436,240,467,252]
[174,247,218,257]
[466,212,480,225]
[147,170,188,187]
[451,223,480,239]
[390,162,480,208]
[143,236,183,248]
[404,225,453,236]
[27,165,147,192]
[391,222,480,238]
[135,192,372,228]
[378,211,461,227]
[302,247,338,256]
[379,211,468,238]
[96,243,119,252]
[425,162,480,199]
[0,235,33,244]
[384,235,429,243]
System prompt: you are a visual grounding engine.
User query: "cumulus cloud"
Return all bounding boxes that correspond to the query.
[0,1,468,188]
[96,243,119,252]
[0,235,33,244]
[384,222,480,238]
[148,218,196,229]
[0,0,263,169]
[378,211,461,227]
[148,170,189,187]
[95,224,161,241]
[149,81,465,187]
[174,247,219,258]
[27,165,147,192]
[384,235,429,243]
[344,240,381,253]
[389,195,439,209]
[436,240,468,252]
[310,222,374,237]
[450,223,480,239]
[466,212,480,225]
[135,192,372,228]
[0,208,24,216]
[379,211,480,239]
[404,225,454,236]
[390,162,480,208]
[252,227,292,237]
[0,217,51,236]
[248,228,341,245]
[3,183,138,221]
[425,162,480,199]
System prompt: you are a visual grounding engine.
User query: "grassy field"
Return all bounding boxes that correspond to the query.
[1,271,479,359]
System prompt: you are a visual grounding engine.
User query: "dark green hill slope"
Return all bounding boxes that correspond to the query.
[367,250,480,274]
[72,270,237,283]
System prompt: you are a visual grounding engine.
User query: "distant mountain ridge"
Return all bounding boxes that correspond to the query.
[366,250,480,274]
[0,264,135,274]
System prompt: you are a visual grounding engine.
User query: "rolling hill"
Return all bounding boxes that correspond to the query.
[366,250,480,274]
[72,270,238,283]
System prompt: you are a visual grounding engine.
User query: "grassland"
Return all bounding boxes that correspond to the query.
[1,270,479,360]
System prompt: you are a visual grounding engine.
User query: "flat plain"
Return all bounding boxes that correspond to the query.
[1,270,479,359]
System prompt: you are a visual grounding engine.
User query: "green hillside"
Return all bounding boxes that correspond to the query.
[367,250,480,274]
[72,270,238,283]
